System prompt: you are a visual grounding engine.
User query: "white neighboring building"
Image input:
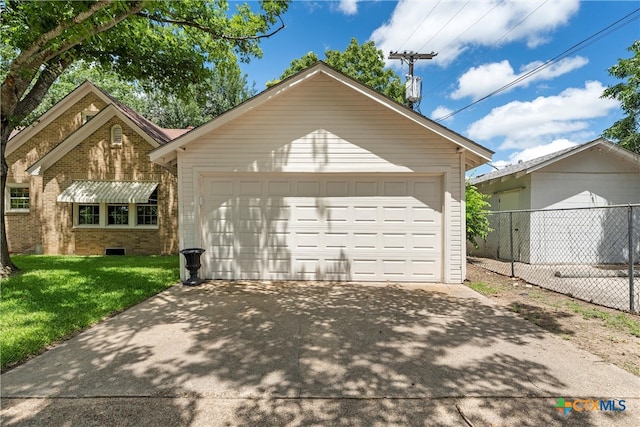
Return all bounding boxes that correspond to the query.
[470,138,640,264]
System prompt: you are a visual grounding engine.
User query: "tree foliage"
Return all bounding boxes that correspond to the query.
[267,38,405,103]
[466,182,492,249]
[140,65,256,128]
[602,40,640,154]
[0,0,289,275]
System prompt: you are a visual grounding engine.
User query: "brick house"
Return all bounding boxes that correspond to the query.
[4,81,189,255]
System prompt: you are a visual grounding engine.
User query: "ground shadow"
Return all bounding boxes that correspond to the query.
[2,282,638,425]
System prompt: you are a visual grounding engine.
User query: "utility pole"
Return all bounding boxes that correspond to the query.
[388,51,437,110]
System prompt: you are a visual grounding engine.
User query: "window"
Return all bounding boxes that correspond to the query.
[136,189,158,225]
[71,185,159,228]
[78,205,100,225]
[107,205,129,225]
[111,125,123,146]
[8,186,30,211]
[82,111,97,124]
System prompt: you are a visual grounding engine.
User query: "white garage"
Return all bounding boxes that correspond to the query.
[150,63,492,283]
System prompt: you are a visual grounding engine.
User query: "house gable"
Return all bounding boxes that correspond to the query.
[474,138,640,210]
[6,82,113,158]
[150,62,492,170]
[27,104,163,176]
[176,71,469,174]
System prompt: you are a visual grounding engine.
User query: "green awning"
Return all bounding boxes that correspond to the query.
[57,181,158,204]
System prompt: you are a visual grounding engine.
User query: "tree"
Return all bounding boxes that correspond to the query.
[21,60,148,125]
[267,38,405,103]
[602,40,640,154]
[1,0,290,275]
[466,182,492,249]
[140,64,256,128]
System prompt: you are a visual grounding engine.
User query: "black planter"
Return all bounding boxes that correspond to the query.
[180,248,205,286]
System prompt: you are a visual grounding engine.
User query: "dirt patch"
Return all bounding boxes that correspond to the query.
[465,262,640,377]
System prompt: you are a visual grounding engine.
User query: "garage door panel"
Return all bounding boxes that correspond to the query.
[383,206,407,223]
[413,233,438,250]
[382,233,407,249]
[326,232,349,248]
[294,232,321,249]
[201,175,442,282]
[384,181,407,195]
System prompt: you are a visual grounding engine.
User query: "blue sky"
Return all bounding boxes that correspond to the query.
[240,0,639,175]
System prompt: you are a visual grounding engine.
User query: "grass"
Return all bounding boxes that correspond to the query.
[0,255,180,370]
[565,301,640,337]
[466,281,501,296]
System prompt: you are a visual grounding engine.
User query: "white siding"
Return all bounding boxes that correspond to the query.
[178,73,465,283]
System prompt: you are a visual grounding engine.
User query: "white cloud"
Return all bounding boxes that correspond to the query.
[467,81,619,150]
[451,56,588,101]
[431,105,454,122]
[338,0,360,15]
[371,0,580,67]
[492,139,578,169]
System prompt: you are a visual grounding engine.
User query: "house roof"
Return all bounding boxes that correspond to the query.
[471,137,640,185]
[7,81,188,156]
[26,104,174,176]
[91,84,188,144]
[149,61,493,170]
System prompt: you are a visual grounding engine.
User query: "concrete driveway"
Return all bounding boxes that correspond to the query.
[2,281,639,426]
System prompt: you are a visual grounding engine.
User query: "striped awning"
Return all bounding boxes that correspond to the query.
[57,181,158,204]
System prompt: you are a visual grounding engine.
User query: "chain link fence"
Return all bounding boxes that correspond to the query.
[468,205,640,313]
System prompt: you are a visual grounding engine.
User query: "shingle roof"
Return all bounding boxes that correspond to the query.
[92,84,182,145]
[471,138,615,185]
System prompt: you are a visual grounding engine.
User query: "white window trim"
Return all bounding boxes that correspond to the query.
[73,202,158,229]
[6,184,30,213]
[111,124,123,146]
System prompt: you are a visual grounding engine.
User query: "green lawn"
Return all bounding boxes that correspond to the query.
[1,255,180,370]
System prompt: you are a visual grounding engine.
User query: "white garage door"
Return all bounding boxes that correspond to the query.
[200,174,442,282]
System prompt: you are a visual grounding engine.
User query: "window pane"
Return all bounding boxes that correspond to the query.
[9,187,29,209]
[78,205,100,225]
[136,205,158,225]
[108,205,129,225]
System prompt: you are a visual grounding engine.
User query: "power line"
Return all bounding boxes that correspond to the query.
[398,0,442,52]
[434,7,640,122]
[435,0,504,54]
[419,0,472,52]
[423,0,549,97]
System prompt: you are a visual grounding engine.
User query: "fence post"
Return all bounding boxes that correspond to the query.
[509,211,515,277]
[629,205,635,313]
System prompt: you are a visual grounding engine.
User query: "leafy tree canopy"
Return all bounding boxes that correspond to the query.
[267,38,405,104]
[602,40,640,154]
[0,0,290,275]
[140,65,256,128]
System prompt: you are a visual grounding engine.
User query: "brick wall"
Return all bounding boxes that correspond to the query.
[6,93,179,255]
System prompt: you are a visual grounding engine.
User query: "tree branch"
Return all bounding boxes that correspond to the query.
[30,2,146,73]
[136,12,286,41]
[12,57,74,124]
[11,0,115,70]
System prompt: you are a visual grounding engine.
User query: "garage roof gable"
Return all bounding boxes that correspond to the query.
[149,62,492,169]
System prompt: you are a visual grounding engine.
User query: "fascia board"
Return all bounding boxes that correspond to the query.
[318,67,494,163]
[6,81,113,156]
[149,67,323,163]
[525,138,640,174]
[27,104,160,175]
[149,63,493,165]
